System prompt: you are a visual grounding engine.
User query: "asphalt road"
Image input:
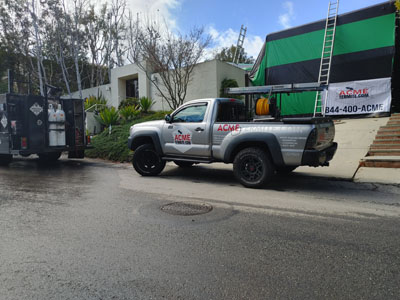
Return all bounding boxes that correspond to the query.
[1,157,400,300]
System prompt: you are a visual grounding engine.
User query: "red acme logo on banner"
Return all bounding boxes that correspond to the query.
[339,88,369,99]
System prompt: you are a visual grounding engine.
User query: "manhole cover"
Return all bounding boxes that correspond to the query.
[160,202,213,216]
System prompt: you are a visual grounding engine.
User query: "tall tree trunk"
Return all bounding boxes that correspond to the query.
[31,0,45,95]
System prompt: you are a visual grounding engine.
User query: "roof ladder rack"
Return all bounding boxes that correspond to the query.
[314,0,339,117]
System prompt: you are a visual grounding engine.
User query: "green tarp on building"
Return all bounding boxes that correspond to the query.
[249,1,397,116]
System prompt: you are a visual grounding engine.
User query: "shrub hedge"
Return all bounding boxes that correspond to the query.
[85,111,169,162]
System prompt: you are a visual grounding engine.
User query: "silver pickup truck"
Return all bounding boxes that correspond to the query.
[128,98,337,188]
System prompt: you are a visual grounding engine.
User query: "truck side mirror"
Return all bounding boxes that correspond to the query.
[165,114,172,123]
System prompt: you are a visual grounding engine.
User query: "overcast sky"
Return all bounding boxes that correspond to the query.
[115,0,387,59]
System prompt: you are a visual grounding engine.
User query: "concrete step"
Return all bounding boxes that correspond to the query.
[380,125,400,130]
[373,138,400,144]
[388,121,400,125]
[377,129,400,134]
[368,149,400,156]
[370,144,400,149]
[360,156,400,168]
[376,133,400,139]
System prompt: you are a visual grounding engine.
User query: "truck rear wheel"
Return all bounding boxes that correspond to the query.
[38,152,62,162]
[132,144,166,176]
[233,147,274,188]
[0,154,13,166]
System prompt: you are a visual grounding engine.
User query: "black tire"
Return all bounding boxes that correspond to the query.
[174,161,194,168]
[233,147,275,188]
[132,144,166,176]
[0,154,13,166]
[276,166,297,175]
[38,152,62,162]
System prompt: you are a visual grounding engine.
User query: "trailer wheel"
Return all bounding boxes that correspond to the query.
[0,154,13,166]
[132,144,166,176]
[38,152,62,162]
[233,147,275,188]
[174,161,194,168]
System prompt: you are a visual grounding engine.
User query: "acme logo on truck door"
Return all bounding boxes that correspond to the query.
[173,128,192,145]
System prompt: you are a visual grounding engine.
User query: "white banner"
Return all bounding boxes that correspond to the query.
[323,77,392,115]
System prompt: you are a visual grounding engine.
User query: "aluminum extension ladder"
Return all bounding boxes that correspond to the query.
[233,25,247,65]
[313,0,339,117]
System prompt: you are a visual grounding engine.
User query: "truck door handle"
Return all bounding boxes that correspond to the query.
[195,127,204,132]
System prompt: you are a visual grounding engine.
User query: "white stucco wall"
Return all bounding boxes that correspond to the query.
[216,61,246,97]
[110,63,150,108]
[150,60,220,111]
[70,59,246,111]
[68,84,111,102]
[150,60,245,111]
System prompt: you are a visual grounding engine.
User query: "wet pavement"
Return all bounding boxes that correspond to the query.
[1,157,400,299]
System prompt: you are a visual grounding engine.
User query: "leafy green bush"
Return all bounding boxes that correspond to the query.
[95,107,119,126]
[119,97,139,109]
[119,105,140,123]
[85,95,107,111]
[85,111,169,162]
[220,78,241,99]
[139,97,155,113]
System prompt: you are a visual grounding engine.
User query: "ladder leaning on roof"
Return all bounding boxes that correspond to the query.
[313,0,339,117]
[233,25,247,65]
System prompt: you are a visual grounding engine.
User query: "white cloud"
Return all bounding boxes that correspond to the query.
[205,26,264,61]
[278,1,295,29]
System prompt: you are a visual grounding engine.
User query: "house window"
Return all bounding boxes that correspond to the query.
[126,78,139,98]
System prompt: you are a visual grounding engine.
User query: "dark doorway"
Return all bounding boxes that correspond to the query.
[126,78,139,98]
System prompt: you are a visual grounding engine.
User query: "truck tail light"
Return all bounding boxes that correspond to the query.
[305,128,317,150]
[21,137,28,149]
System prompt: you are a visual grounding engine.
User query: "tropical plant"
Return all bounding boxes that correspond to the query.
[119,97,139,109]
[85,95,107,112]
[95,107,119,127]
[139,97,155,113]
[119,105,140,123]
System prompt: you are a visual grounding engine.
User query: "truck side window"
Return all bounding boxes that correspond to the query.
[216,102,246,122]
[173,104,208,123]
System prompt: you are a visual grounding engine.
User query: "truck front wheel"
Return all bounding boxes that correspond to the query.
[132,144,166,176]
[233,147,275,188]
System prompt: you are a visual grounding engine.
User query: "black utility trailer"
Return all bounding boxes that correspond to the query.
[0,92,86,165]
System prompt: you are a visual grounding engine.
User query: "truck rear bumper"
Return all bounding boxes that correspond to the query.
[301,142,338,167]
